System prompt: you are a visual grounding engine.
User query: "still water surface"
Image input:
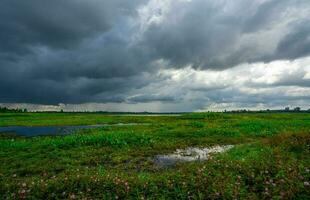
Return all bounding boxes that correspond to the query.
[0,123,141,137]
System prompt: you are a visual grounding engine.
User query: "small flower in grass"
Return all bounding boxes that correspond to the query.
[304,181,310,187]
[22,183,27,187]
[13,174,17,178]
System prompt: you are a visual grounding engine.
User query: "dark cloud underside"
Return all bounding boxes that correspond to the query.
[0,0,309,110]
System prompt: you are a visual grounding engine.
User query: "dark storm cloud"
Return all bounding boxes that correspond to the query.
[0,0,149,104]
[127,94,177,103]
[0,0,143,55]
[0,0,309,108]
[275,21,310,60]
[0,72,151,104]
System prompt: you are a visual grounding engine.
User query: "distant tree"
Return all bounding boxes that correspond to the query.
[23,108,28,113]
[1,107,7,112]
[285,107,290,111]
[293,107,301,112]
[0,106,26,113]
[60,109,64,113]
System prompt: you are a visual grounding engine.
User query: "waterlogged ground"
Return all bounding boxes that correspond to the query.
[0,112,309,199]
[155,145,234,166]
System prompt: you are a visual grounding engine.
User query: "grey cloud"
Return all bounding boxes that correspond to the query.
[0,73,151,104]
[127,94,178,103]
[275,21,310,60]
[242,0,284,33]
[140,0,310,69]
[0,0,309,109]
[0,0,143,55]
[0,0,150,104]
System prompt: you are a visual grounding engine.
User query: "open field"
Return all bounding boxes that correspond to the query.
[0,112,309,199]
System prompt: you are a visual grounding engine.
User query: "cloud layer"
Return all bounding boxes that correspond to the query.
[0,0,309,111]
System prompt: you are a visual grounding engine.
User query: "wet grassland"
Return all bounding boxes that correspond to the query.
[0,112,309,199]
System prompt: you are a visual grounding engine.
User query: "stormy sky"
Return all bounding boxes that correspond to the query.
[0,0,310,112]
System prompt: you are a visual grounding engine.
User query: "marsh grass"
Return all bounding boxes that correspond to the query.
[0,113,309,199]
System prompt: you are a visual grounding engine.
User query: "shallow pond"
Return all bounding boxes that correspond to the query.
[155,145,234,166]
[0,123,143,137]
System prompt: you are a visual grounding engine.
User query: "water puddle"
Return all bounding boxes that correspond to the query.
[155,145,234,166]
[0,123,146,137]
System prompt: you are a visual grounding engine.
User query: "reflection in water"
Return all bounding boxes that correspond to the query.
[0,123,144,137]
[155,145,234,166]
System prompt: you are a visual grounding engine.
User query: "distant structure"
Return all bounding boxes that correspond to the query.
[285,107,290,111]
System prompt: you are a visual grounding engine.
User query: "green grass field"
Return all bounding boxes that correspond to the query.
[0,113,309,199]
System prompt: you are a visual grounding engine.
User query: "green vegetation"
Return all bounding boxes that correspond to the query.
[0,113,309,199]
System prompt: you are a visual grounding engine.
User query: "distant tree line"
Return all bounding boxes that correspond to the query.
[0,106,27,113]
[225,107,310,113]
[0,106,309,114]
